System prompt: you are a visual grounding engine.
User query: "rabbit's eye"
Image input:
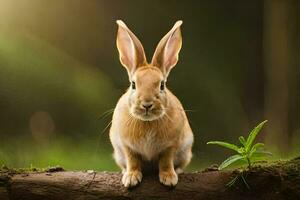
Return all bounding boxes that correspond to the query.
[131,81,136,90]
[160,81,165,90]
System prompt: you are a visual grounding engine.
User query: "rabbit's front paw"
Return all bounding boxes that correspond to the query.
[159,170,178,186]
[122,170,142,188]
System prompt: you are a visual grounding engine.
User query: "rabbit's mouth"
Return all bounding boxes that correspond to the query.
[131,107,165,122]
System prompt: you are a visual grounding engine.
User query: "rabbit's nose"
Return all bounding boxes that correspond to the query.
[142,102,153,111]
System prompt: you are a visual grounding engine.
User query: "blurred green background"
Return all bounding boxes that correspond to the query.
[0,0,299,171]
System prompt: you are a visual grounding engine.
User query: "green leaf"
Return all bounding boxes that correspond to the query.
[251,151,272,158]
[218,154,245,170]
[250,151,272,162]
[245,120,268,152]
[249,143,265,157]
[252,143,265,150]
[239,136,246,146]
[237,147,245,154]
[207,141,240,152]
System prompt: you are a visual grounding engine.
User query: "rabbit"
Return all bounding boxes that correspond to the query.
[109,20,194,188]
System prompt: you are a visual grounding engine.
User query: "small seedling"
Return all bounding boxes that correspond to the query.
[207,120,272,188]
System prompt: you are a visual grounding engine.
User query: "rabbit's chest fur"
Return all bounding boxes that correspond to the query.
[126,129,172,161]
[111,92,185,161]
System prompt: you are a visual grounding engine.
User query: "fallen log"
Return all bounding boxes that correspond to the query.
[0,158,299,200]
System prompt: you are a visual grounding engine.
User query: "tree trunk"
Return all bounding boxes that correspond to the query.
[0,158,299,200]
[263,0,291,153]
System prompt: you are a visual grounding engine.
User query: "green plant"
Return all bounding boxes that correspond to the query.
[207,120,272,170]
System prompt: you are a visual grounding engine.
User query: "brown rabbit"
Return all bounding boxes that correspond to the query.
[109,20,194,187]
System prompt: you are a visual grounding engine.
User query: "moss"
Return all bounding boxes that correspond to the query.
[0,164,64,175]
[219,157,300,190]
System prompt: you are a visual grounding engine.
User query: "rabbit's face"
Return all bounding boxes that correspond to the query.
[128,66,167,121]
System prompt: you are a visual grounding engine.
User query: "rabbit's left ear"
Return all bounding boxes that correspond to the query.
[151,21,183,77]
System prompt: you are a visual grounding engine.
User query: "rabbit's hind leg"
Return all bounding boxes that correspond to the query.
[174,147,192,174]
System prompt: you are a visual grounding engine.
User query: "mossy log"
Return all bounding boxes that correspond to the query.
[0,158,299,200]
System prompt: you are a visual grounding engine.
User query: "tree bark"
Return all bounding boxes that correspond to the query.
[263,0,291,152]
[0,158,299,200]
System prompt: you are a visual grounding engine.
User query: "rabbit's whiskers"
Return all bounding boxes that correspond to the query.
[98,108,115,120]
[101,120,112,134]
[99,106,129,134]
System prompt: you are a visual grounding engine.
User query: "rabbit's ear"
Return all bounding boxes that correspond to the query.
[116,20,147,77]
[151,21,183,77]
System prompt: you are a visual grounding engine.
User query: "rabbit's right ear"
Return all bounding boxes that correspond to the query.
[116,20,147,78]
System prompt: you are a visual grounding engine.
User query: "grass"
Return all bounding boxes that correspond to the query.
[0,134,118,171]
